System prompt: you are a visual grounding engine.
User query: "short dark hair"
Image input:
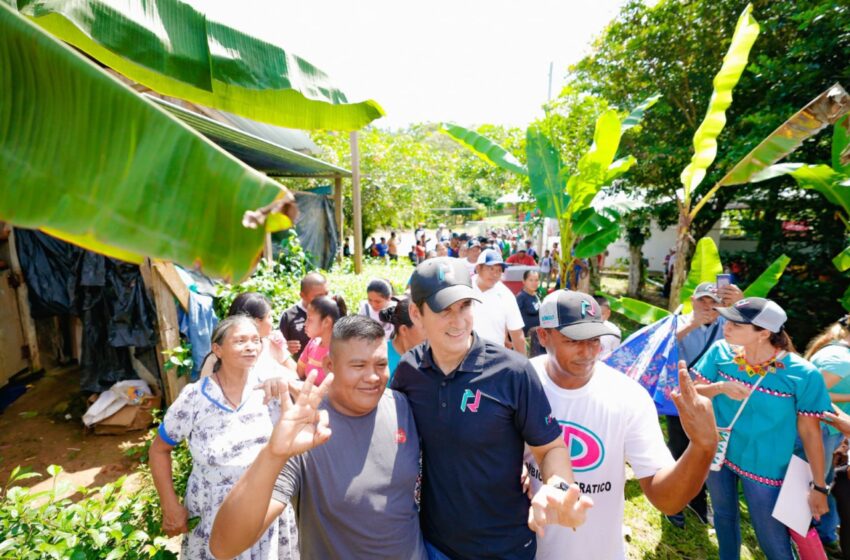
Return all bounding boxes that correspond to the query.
[309,295,348,322]
[227,292,271,320]
[367,278,393,299]
[300,271,327,292]
[332,315,386,348]
[379,296,414,336]
[523,270,539,281]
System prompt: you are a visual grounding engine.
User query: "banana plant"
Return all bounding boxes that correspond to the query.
[0,4,294,281]
[750,115,850,308]
[8,0,384,130]
[604,236,790,325]
[666,3,850,310]
[443,94,658,283]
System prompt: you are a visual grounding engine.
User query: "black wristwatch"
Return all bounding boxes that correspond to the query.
[811,482,830,496]
[551,481,571,492]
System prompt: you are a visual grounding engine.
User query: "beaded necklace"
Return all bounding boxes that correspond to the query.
[732,346,786,377]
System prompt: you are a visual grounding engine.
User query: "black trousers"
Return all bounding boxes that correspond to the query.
[665,414,708,518]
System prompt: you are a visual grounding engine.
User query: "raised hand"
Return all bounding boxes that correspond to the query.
[267,370,334,459]
[672,360,718,451]
[528,483,594,537]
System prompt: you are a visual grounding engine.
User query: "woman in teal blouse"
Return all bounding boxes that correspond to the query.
[692,298,831,560]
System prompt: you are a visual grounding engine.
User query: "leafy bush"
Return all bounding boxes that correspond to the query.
[0,465,177,559]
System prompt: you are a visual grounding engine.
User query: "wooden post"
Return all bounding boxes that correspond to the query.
[141,259,186,404]
[6,229,41,372]
[263,233,273,262]
[333,175,343,264]
[350,131,363,274]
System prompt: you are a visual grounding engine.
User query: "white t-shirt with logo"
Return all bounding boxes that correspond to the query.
[523,357,674,560]
[471,279,525,346]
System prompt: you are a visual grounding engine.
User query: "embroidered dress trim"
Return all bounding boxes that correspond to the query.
[716,371,794,398]
[798,409,825,418]
[723,459,783,487]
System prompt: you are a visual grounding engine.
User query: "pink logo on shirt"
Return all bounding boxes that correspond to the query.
[560,421,605,472]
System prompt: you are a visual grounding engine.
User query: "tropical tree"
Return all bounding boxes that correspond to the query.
[751,115,850,308]
[442,96,655,285]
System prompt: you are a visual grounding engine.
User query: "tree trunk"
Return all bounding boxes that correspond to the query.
[627,243,642,297]
[588,256,601,294]
[668,210,692,312]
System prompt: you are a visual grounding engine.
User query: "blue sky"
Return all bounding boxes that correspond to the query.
[202,0,628,129]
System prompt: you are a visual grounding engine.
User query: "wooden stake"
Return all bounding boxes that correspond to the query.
[6,229,41,372]
[334,175,343,264]
[141,259,186,404]
[350,131,363,274]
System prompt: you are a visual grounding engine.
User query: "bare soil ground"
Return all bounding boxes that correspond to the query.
[0,365,148,496]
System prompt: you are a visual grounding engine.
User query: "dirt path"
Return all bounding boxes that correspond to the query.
[0,365,148,495]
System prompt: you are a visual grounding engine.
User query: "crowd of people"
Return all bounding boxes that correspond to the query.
[148,236,850,560]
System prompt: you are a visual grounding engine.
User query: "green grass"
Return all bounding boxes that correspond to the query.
[623,417,767,559]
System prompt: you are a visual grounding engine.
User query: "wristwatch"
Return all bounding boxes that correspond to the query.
[551,481,571,492]
[811,482,830,496]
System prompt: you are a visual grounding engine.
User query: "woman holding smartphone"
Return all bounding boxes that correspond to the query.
[692,298,832,560]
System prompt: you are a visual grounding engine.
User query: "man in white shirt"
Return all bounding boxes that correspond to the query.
[472,249,526,356]
[525,290,717,559]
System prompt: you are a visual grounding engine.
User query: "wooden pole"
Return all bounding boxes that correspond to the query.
[350,131,363,274]
[6,229,41,372]
[263,233,273,262]
[334,175,343,264]
[141,259,186,404]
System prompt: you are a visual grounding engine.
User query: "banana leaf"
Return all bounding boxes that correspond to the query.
[572,207,615,236]
[680,237,723,306]
[441,123,527,176]
[526,126,568,219]
[680,4,759,201]
[602,294,670,326]
[842,285,850,313]
[1,4,287,281]
[568,110,623,212]
[834,247,850,272]
[719,84,850,187]
[752,164,849,214]
[12,0,384,130]
[574,221,620,258]
[742,254,790,297]
[621,93,661,133]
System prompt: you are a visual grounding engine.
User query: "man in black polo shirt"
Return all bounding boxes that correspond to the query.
[392,257,592,560]
[278,271,328,360]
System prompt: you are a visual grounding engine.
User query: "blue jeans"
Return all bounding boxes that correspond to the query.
[794,426,845,544]
[706,465,793,560]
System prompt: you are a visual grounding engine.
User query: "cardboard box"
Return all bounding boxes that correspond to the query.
[93,393,161,435]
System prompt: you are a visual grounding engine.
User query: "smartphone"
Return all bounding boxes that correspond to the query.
[716,273,732,290]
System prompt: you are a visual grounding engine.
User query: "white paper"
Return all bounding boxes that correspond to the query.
[772,455,813,536]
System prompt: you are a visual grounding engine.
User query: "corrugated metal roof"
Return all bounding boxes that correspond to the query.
[148,96,350,178]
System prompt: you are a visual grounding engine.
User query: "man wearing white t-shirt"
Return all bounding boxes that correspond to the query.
[525,290,718,559]
[472,249,526,356]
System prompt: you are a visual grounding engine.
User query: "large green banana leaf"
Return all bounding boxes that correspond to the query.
[742,255,790,298]
[1,4,287,281]
[602,294,670,325]
[752,164,849,214]
[833,247,850,273]
[680,237,723,306]
[526,127,568,219]
[441,123,527,176]
[620,93,661,133]
[718,85,850,188]
[680,4,759,202]
[574,222,620,258]
[10,0,384,130]
[567,110,623,212]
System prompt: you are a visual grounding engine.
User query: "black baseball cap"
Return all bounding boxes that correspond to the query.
[410,257,481,312]
[538,290,618,340]
[715,297,787,333]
